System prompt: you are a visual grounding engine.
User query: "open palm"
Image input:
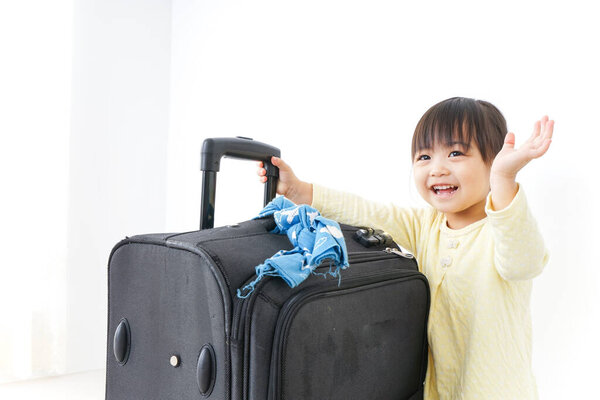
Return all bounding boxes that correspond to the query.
[491,116,554,179]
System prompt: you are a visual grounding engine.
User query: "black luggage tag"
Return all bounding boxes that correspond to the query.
[353,227,394,248]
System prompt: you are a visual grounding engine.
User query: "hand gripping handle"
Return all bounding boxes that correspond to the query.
[200,136,280,229]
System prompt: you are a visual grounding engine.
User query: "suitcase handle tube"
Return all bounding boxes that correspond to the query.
[200,137,280,230]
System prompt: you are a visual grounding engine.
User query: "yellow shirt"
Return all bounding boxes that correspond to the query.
[311,183,549,400]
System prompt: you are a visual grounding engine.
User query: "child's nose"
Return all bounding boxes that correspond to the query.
[429,161,450,177]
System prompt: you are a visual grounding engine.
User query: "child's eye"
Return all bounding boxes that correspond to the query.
[449,151,463,157]
[417,154,430,161]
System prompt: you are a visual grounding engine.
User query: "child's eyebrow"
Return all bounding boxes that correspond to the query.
[415,141,469,155]
[447,141,469,147]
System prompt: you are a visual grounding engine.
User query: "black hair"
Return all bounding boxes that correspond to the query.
[411,97,507,165]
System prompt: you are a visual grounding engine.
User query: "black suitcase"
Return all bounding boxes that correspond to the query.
[106,137,430,400]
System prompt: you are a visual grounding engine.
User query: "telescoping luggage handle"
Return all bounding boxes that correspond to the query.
[200,136,280,230]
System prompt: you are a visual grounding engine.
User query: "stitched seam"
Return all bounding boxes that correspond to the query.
[197,231,274,245]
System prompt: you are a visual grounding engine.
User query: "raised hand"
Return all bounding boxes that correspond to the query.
[491,116,554,180]
[489,116,554,211]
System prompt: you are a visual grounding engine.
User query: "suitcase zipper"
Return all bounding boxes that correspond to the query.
[382,246,415,259]
[267,268,423,400]
[231,249,413,341]
[348,247,415,262]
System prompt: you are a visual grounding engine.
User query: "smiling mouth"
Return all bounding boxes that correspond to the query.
[431,185,459,196]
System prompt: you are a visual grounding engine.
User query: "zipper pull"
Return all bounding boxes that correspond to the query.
[384,247,414,259]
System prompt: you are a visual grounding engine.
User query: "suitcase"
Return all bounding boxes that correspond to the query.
[106,137,430,400]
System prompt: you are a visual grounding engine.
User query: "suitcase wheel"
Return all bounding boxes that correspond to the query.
[197,343,216,396]
[113,318,131,365]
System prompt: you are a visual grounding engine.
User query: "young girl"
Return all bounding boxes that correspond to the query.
[257,97,554,399]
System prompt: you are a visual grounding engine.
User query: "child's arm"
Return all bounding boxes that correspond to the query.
[257,157,425,254]
[485,184,550,280]
[310,183,428,255]
[486,116,554,280]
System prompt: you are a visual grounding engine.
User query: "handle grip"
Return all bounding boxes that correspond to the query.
[200,136,280,230]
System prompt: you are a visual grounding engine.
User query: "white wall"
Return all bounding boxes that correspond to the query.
[168,0,600,398]
[67,0,171,373]
[1,0,172,381]
[0,1,73,382]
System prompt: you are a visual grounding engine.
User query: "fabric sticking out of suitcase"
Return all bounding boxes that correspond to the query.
[105,137,430,400]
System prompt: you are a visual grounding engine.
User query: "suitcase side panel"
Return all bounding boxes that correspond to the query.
[277,274,429,400]
[243,255,428,400]
[106,242,228,400]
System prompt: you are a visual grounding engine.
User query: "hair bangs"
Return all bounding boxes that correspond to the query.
[411,97,506,164]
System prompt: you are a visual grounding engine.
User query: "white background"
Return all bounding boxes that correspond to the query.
[1,0,599,398]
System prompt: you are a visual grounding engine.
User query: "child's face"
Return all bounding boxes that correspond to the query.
[413,140,491,229]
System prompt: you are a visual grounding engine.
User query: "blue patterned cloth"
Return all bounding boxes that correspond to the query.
[236,196,349,298]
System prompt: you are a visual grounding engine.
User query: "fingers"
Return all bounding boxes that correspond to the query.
[257,156,283,167]
[271,156,283,167]
[543,119,554,141]
[271,156,291,172]
[532,117,554,148]
[530,138,552,159]
[257,166,267,183]
[256,159,265,175]
[538,116,552,139]
[524,119,541,146]
[527,116,554,147]
[540,115,549,133]
[527,118,553,159]
[256,160,265,182]
[257,156,286,182]
[504,132,516,147]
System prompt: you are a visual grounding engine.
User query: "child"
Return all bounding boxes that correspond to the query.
[257,97,554,399]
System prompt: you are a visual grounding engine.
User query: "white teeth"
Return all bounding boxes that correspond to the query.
[432,185,456,190]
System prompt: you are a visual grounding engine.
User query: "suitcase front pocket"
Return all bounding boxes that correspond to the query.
[268,271,429,400]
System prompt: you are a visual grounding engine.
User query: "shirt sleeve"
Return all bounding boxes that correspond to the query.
[311,182,430,255]
[485,183,550,281]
